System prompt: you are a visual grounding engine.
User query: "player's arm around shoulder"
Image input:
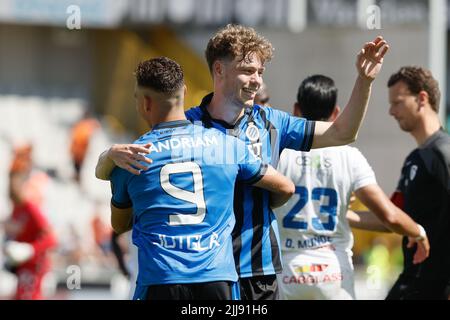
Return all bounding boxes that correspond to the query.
[253,165,295,208]
[234,134,294,208]
[110,166,134,235]
[95,143,153,180]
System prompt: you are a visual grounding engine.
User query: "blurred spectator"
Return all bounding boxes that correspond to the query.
[9,143,50,207]
[91,212,112,256]
[9,144,33,175]
[70,110,100,183]
[110,231,134,300]
[111,231,130,279]
[3,145,57,299]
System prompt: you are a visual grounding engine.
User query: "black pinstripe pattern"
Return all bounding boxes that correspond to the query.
[250,187,264,274]
[232,182,245,276]
[300,120,316,151]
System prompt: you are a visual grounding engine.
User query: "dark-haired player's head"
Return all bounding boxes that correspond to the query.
[294,75,339,121]
[134,57,186,126]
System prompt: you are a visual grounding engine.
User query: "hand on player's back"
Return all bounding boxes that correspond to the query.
[108,143,153,175]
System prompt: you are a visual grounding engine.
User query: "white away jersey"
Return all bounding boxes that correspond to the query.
[274,146,376,254]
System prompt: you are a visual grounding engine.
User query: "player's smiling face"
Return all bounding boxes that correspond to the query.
[389,81,421,132]
[222,52,265,108]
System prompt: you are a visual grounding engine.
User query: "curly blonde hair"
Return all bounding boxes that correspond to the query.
[205,24,274,72]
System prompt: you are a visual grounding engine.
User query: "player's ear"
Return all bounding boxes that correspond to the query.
[183,84,187,97]
[418,90,429,110]
[213,60,224,79]
[330,105,340,121]
[143,95,152,113]
[293,102,302,117]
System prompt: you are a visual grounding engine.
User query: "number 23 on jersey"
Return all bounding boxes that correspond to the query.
[282,186,338,233]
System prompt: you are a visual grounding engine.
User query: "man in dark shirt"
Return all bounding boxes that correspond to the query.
[386,66,450,300]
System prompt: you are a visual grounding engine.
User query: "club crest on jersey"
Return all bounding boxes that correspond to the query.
[245,122,262,158]
[245,122,260,142]
[409,165,418,181]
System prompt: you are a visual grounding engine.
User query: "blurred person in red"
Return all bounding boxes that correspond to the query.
[2,144,57,300]
[70,110,100,183]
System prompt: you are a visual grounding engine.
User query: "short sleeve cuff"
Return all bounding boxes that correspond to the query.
[111,198,132,209]
[242,163,268,185]
[353,175,377,191]
[299,121,316,151]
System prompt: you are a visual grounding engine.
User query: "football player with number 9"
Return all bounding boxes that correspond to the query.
[107,57,294,300]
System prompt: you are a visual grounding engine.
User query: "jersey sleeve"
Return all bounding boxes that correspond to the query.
[110,167,132,209]
[235,137,266,184]
[430,147,450,194]
[349,148,377,191]
[416,133,450,193]
[265,106,315,152]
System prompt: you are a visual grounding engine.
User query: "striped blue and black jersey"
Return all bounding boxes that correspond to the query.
[110,120,265,286]
[186,94,316,278]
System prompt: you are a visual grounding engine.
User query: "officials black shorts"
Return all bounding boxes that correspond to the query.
[239,275,279,300]
[386,274,450,300]
[134,281,240,300]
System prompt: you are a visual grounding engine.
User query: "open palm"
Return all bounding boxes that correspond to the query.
[356,36,389,81]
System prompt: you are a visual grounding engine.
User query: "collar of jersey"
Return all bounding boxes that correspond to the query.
[152,120,191,131]
[420,127,446,149]
[199,92,253,130]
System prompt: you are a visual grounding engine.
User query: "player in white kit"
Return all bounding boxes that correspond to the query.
[274,75,430,300]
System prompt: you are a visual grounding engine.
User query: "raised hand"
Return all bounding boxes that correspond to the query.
[356,36,389,81]
[108,143,153,175]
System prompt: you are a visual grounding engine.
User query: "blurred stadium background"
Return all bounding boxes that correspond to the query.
[0,0,448,299]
